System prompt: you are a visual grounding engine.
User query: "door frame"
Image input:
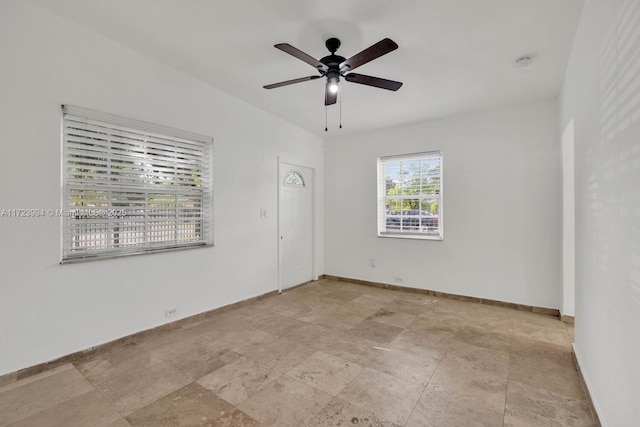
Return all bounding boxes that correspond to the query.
[277,157,316,293]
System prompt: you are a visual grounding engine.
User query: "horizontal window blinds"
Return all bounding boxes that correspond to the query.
[378,151,442,239]
[61,105,213,262]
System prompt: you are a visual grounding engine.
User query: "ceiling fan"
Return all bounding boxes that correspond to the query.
[264,37,403,106]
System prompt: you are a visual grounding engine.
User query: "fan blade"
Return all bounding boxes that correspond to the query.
[325,82,337,106]
[275,43,328,72]
[340,38,398,72]
[344,73,403,91]
[263,75,321,89]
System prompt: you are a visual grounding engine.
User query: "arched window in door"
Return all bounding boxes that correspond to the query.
[283,170,305,187]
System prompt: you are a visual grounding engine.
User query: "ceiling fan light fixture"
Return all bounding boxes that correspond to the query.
[327,72,340,93]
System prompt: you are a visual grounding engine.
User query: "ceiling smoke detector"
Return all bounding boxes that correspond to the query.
[513,56,533,68]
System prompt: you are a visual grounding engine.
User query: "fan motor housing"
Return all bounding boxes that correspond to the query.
[319,55,346,70]
[325,37,341,53]
[318,38,345,75]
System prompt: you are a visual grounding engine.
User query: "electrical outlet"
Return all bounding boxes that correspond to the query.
[394,276,403,283]
[369,258,376,267]
[165,308,177,318]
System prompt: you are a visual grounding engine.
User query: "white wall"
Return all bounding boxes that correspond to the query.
[562,119,576,317]
[559,0,640,424]
[324,100,562,309]
[0,1,323,376]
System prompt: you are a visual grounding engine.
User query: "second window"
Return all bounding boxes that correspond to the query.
[378,151,442,239]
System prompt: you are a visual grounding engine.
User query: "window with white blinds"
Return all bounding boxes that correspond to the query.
[61,105,213,262]
[377,151,442,239]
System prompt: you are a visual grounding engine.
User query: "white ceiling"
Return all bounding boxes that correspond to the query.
[30,0,584,137]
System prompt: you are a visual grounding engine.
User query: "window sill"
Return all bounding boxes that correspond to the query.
[60,243,214,264]
[378,232,443,241]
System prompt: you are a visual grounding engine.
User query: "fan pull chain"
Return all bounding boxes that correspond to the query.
[325,105,328,132]
[339,95,342,129]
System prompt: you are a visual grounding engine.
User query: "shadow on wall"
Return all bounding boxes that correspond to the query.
[592,0,640,305]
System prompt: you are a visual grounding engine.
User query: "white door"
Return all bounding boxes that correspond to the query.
[279,162,313,291]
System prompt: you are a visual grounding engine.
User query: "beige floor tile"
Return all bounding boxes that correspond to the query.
[509,353,584,400]
[144,333,242,381]
[105,419,133,427]
[509,336,583,399]
[245,310,310,337]
[389,328,453,359]
[208,327,278,354]
[312,309,373,330]
[9,390,124,427]
[335,301,381,317]
[0,364,94,426]
[237,336,316,375]
[126,382,259,426]
[442,341,510,379]
[424,297,469,312]
[368,347,440,387]
[406,386,505,427]
[513,318,571,347]
[510,335,574,364]
[453,325,512,353]
[0,372,16,389]
[337,367,424,426]
[285,351,362,395]
[460,312,514,334]
[321,281,372,294]
[74,341,152,384]
[308,397,402,427]
[309,329,381,365]
[408,311,463,333]
[212,409,263,427]
[465,301,515,316]
[271,299,334,321]
[238,375,333,426]
[390,291,439,304]
[347,319,404,345]
[77,350,192,416]
[351,293,394,307]
[181,314,253,340]
[311,302,378,330]
[406,343,508,427]
[276,322,335,347]
[323,289,364,303]
[197,356,283,405]
[382,299,434,316]
[504,380,596,426]
[295,306,346,324]
[429,366,508,408]
[367,307,416,328]
[137,324,203,351]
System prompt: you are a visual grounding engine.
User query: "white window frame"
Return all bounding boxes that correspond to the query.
[377,151,443,240]
[61,105,213,263]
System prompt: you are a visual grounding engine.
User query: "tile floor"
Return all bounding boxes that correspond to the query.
[0,279,596,426]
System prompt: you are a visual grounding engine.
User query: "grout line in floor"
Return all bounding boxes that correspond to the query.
[502,321,514,427]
